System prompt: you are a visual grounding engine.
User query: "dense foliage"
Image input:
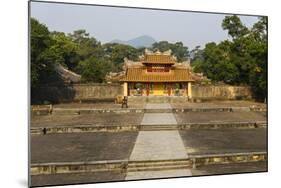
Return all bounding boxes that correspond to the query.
[150,41,189,62]
[30,20,139,85]
[31,18,62,87]
[192,16,267,100]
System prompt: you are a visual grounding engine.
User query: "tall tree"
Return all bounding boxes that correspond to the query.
[151,41,189,62]
[222,15,249,39]
[68,30,103,61]
[103,43,139,71]
[194,15,267,100]
[50,31,79,71]
[30,18,62,87]
[76,57,111,83]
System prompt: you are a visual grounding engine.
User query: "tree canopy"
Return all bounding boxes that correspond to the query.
[31,18,62,87]
[192,15,267,100]
[151,41,189,62]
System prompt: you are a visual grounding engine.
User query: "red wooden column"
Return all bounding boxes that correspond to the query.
[146,82,149,96]
[168,83,171,96]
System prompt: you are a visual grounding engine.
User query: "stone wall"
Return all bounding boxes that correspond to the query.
[192,85,253,100]
[31,83,253,104]
[31,83,123,104]
[72,83,123,100]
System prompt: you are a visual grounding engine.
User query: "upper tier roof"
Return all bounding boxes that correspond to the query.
[143,54,175,65]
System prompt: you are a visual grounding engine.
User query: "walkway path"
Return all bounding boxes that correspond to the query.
[126,103,192,180]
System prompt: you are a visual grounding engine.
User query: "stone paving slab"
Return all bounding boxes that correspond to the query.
[179,128,267,156]
[31,171,126,187]
[31,132,138,163]
[141,113,177,125]
[175,111,266,124]
[145,103,172,109]
[129,131,188,161]
[125,169,192,180]
[31,113,144,127]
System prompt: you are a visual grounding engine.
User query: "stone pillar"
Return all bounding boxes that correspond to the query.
[123,82,128,96]
[188,82,192,98]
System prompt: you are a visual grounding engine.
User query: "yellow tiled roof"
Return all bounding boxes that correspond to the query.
[144,54,175,64]
[121,68,194,82]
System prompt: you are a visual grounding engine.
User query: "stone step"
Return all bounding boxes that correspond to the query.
[128,96,189,103]
[32,106,267,116]
[30,121,267,135]
[127,159,192,172]
[125,168,192,180]
[144,109,173,113]
[231,107,251,112]
[173,108,232,112]
[141,124,178,131]
[30,125,140,135]
[30,151,267,176]
[191,151,267,168]
[179,121,267,129]
[30,160,128,175]
[52,108,144,115]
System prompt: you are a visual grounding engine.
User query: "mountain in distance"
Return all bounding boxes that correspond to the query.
[110,35,157,48]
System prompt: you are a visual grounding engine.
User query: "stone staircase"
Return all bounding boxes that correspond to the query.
[128,96,189,103]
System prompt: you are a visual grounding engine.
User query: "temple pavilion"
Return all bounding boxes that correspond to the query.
[120,49,194,98]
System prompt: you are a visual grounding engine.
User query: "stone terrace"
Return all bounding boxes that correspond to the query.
[175,111,266,124]
[170,100,266,108]
[31,111,266,128]
[31,171,126,187]
[31,132,138,163]
[31,113,144,127]
[31,161,267,187]
[53,102,145,109]
[179,128,267,156]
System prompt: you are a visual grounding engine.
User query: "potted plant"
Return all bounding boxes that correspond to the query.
[135,83,143,96]
[175,83,180,96]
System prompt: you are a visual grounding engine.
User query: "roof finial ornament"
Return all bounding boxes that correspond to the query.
[145,48,153,55]
[163,49,172,55]
[155,50,161,55]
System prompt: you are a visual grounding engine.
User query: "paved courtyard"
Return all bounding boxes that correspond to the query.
[30,101,267,186]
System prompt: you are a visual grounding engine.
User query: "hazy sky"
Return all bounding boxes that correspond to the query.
[30,1,260,49]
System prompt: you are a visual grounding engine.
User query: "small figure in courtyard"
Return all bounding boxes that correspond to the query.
[42,128,47,135]
[121,96,128,108]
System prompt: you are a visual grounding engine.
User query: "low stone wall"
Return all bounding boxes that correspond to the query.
[192,85,253,100]
[31,83,253,104]
[31,83,123,104]
[72,83,123,101]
